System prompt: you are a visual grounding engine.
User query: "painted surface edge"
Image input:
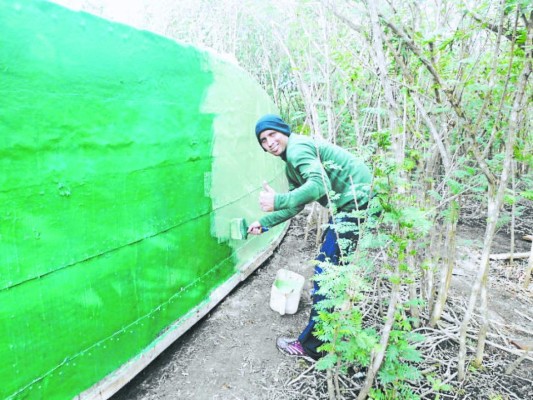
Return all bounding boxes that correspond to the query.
[74,222,289,400]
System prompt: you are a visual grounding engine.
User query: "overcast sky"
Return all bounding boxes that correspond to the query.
[52,0,157,27]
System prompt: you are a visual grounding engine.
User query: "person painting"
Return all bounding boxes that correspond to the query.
[248,114,373,360]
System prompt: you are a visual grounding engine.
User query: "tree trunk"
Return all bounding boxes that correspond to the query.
[476,41,531,367]
[458,46,531,378]
[430,204,458,327]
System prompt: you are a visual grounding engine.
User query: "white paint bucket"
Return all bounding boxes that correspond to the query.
[269,269,305,315]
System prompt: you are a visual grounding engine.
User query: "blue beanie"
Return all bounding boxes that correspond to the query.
[255,114,291,143]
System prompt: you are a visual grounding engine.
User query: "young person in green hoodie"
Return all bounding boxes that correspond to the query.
[248,114,372,360]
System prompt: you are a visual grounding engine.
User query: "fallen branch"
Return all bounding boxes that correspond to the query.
[420,312,533,362]
[523,235,533,288]
[505,350,530,375]
[288,363,316,386]
[489,252,530,260]
[465,334,533,363]
[510,339,532,351]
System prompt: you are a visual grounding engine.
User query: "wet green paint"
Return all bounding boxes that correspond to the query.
[0,1,286,398]
[274,279,301,293]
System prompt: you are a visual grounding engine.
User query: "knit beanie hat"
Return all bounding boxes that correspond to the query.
[254,114,291,144]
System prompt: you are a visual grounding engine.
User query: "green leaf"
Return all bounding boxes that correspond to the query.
[315,353,337,370]
[503,194,516,205]
[446,178,463,195]
[389,275,402,285]
[453,169,473,179]
[401,347,423,362]
[402,157,417,171]
[427,190,443,201]
[521,190,533,201]
[361,107,388,116]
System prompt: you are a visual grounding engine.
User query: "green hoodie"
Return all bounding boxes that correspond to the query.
[259,134,372,228]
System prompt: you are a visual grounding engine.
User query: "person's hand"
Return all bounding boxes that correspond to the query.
[259,181,276,212]
[247,221,263,235]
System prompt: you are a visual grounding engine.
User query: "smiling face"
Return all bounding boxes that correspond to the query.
[258,130,289,156]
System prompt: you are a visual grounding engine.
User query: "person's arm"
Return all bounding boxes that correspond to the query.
[258,203,305,228]
[275,144,331,210]
[256,180,304,228]
[255,143,331,229]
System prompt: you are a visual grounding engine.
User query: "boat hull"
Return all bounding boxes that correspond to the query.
[0,1,287,398]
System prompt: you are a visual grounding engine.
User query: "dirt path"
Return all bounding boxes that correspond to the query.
[112,214,317,400]
[112,213,533,400]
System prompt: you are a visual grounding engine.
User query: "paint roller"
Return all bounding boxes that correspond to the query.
[229,218,269,240]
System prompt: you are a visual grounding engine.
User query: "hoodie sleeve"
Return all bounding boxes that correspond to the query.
[258,204,304,228]
[258,180,304,228]
[274,142,331,210]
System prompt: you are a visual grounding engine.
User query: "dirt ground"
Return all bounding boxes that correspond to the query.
[112,211,532,400]
[112,213,316,400]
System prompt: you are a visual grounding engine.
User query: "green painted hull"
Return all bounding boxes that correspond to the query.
[0,1,286,398]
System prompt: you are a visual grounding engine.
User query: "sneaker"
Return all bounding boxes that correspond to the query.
[276,337,313,360]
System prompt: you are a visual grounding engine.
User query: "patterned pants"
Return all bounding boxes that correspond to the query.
[298,214,361,359]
